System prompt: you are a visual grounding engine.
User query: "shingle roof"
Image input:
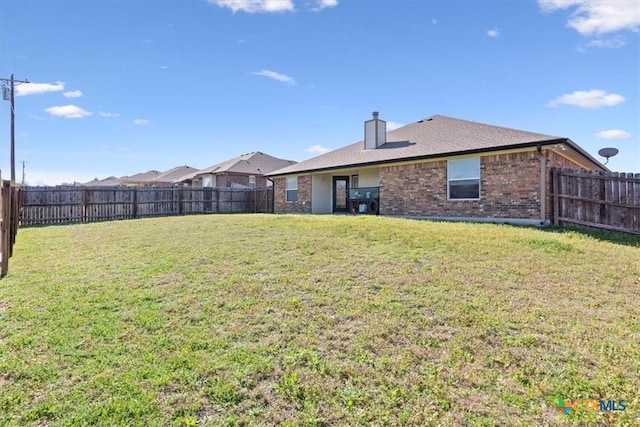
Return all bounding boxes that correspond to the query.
[83,176,122,186]
[269,115,573,176]
[152,165,198,183]
[119,170,162,184]
[187,151,296,180]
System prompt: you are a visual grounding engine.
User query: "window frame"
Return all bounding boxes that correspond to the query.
[285,176,298,203]
[447,158,481,201]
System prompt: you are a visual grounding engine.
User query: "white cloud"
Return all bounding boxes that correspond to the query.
[306,144,330,154]
[546,89,625,108]
[596,129,631,139]
[117,146,130,152]
[586,36,627,48]
[207,0,294,13]
[99,111,120,118]
[45,105,93,119]
[386,121,405,131]
[160,65,169,69]
[253,70,296,85]
[63,90,83,98]
[15,81,64,96]
[312,0,338,11]
[134,119,150,126]
[487,28,500,37]
[538,0,640,35]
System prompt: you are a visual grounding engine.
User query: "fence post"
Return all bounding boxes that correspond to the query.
[9,187,19,256]
[82,187,88,223]
[552,168,559,225]
[1,180,10,276]
[635,173,640,232]
[132,187,138,219]
[178,188,183,215]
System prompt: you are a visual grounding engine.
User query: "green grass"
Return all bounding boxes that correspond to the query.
[0,214,639,426]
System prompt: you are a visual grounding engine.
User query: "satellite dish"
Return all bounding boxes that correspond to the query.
[598,147,618,165]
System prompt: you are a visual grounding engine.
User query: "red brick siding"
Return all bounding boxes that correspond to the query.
[380,151,542,219]
[273,175,312,213]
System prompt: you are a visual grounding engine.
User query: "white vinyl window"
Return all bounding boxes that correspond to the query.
[285,177,298,202]
[448,158,480,200]
[249,175,256,188]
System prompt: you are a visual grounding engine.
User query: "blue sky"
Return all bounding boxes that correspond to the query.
[0,0,638,185]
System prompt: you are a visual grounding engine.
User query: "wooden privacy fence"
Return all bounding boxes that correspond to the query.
[551,168,640,235]
[1,180,22,277]
[20,186,273,226]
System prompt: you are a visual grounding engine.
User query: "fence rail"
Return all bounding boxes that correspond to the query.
[551,168,640,235]
[20,186,273,226]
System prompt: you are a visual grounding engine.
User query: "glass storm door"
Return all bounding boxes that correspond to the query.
[333,176,349,213]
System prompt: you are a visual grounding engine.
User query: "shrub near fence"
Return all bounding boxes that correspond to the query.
[551,168,640,235]
[20,186,273,226]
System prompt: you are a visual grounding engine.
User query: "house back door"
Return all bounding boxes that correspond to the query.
[333,176,349,213]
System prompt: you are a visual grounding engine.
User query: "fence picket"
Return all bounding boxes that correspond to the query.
[20,186,273,226]
[551,168,639,235]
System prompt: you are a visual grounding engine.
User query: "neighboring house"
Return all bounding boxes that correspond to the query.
[83,176,122,186]
[151,165,198,186]
[176,151,296,188]
[118,170,162,186]
[268,112,606,225]
[84,166,197,187]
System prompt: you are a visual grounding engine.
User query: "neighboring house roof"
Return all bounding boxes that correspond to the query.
[176,151,297,182]
[269,114,604,176]
[83,176,123,186]
[119,170,161,184]
[152,165,198,184]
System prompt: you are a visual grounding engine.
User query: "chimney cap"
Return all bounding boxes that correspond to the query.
[372,111,379,119]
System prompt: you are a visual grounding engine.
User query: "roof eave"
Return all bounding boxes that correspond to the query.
[268,139,574,177]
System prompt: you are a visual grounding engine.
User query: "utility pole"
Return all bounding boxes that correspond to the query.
[1,74,29,184]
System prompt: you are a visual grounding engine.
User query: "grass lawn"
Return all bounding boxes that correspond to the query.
[0,214,638,426]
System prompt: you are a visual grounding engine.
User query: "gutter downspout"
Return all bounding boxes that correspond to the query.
[537,143,546,225]
[266,176,275,213]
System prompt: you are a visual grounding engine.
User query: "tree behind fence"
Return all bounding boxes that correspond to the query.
[20,186,273,226]
[551,168,640,235]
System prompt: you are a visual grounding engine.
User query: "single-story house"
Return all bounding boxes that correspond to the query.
[268,112,607,225]
[151,165,199,186]
[83,176,123,186]
[112,170,162,186]
[84,166,197,187]
[175,151,296,188]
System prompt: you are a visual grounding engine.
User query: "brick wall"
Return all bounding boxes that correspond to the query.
[273,175,312,213]
[216,173,267,188]
[271,148,603,220]
[380,151,542,219]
